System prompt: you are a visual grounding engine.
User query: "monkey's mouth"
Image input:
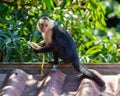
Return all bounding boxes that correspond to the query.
[41,30,45,33]
[41,29,46,33]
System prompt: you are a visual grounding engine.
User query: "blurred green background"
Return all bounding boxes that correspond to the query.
[0,0,120,63]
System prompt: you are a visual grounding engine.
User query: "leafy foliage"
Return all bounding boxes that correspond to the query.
[0,0,120,63]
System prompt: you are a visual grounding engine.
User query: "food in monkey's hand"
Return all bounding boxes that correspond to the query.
[28,41,41,50]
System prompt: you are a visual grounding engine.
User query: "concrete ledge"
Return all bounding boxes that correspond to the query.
[0,62,120,74]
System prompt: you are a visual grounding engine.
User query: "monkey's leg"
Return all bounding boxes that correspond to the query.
[73,62,105,87]
[49,52,59,64]
[51,52,59,72]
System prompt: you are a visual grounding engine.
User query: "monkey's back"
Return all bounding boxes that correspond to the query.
[52,26,79,63]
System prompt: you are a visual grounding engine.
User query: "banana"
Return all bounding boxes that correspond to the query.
[28,41,41,49]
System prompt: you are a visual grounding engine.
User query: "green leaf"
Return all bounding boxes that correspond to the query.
[3,47,12,62]
[86,45,102,55]
[61,0,66,9]
[4,37,12,44]
[99,54,106,62]
[32,0,37,5]
[43,0,52,10]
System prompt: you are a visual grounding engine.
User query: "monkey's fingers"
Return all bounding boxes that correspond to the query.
[28,41,41,49]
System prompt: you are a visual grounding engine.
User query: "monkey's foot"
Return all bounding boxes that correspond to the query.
[51,65,57,72]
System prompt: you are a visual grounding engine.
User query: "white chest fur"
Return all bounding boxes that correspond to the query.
[42,31,53,45]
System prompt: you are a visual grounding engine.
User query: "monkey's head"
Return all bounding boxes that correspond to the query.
[37,17,54,33]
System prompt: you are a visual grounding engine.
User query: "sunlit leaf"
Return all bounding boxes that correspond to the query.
[43,2,46,10]
[32,0,37,5]
[99,54,106,62]
[43,0,52,10]
[86,45,102,55]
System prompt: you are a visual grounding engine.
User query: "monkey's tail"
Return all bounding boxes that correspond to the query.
[73,61,105,87]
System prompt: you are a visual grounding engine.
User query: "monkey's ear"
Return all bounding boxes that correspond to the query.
[50,19,55,28]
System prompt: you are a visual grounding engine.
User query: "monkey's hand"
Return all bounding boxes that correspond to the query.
[33,49,41,53]
[28,41,41,50]
[38,40,46,47]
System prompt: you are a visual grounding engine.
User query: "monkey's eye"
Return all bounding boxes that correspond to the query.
[45,24,48,27]
[40,24,43,27]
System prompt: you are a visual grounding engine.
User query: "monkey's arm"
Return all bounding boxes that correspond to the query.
[34,45,54,53]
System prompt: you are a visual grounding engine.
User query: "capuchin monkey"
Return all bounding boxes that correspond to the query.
[34,16,105,87]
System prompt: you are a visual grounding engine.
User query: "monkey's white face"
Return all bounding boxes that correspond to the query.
[37,18,53,45]
[38,20,50,33]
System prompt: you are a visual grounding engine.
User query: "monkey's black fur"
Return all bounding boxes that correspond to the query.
[34,25,105,87]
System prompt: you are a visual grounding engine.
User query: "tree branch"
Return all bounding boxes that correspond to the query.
[0,0,17,6]
[0,0,32,7]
